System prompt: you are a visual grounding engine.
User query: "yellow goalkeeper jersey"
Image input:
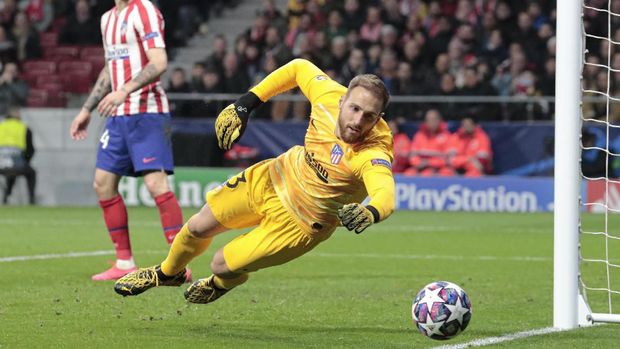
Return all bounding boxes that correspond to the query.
[250,59,395,235]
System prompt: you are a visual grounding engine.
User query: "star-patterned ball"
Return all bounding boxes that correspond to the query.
[412,281,472,340]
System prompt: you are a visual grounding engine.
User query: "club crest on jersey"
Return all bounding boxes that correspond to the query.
[330,144,343,164]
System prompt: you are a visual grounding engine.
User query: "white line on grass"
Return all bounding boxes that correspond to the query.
[309,252,551,262]
[0,250,551,263]
[0,250,167,263]
[431,327,563,349]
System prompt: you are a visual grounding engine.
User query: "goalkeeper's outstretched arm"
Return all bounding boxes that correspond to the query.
[215,59,332,149]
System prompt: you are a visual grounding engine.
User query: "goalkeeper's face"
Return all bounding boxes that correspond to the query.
[337,86,383,144]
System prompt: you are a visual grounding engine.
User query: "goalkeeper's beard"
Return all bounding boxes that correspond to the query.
[337,116,368,144]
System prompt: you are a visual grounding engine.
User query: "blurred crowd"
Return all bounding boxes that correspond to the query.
[168,0,559,121]
[391,109,492,176]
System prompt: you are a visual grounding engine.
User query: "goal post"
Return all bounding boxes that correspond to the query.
[554,0,582,330]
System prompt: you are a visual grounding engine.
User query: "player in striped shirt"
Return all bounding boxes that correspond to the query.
[69,0,188,282]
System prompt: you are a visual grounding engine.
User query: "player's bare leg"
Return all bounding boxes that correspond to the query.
[92,169,137,280]
[184,249,249,304]
[114,204,227,296]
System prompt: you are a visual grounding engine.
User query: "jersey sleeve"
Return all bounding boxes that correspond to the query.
[134,0,165,51]
[350,148,395,222]
[250,58,346,104]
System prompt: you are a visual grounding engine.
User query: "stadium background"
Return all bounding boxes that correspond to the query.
[2,1,620,348]
[0,0,614,211]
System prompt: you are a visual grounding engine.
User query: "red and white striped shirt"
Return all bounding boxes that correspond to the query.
[101,0,169,116]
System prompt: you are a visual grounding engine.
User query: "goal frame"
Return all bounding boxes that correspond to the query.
[554,0,620,328]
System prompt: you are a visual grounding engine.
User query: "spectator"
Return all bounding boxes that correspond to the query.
[538,57,555,96]
[379,24,400,55]
[11,11,41,61]
[204,34,227,73]
[189,62,206,91]
[0,26,16,64]
[359,6,382,45]
[513,12,540,66]
[285,13,315,56]
[342,0,364,32]
[401,40,428,81]
[340,47,366,86]
[190,67,223,118]
[459,67,497,119]
[167,67,191,117]
[376,49,399,93]
[244,14,269,48]
[388,119,412,174]
[263,26,292,65]
[327,36,348,74]
[0,62,27,116]
[25,0,53,32]
[447,117,493,177]
[220,52,249,93]
[324,9,346,43]
[381,0,405,31]
[404,109,453,176]
[391,61,426,120]
[59,0,100,45]
[435,73,459,119]
[242,43,262,80]
[423,53,450,91]
[0,106,36,204]
[0,0,17,31]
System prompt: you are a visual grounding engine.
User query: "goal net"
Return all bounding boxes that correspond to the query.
[577,0,620,325]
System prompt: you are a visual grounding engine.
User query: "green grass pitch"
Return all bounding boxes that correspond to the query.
[1,207,619,348]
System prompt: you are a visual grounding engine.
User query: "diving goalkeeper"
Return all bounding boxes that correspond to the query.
[114,59,395,304]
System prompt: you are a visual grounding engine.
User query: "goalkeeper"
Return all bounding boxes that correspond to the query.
[114,59,395,303]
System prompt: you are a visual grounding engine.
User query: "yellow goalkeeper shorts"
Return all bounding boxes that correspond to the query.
[205,159,332,273]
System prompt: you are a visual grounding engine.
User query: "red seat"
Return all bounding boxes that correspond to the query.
[61,71,92,94]
[83,56,106,79]
[26,89,48,107]
[80,46,104,59]
[44,45,80,60]
[58,61,93,75]
[40,32,58,48]
[22,60,57,74]
[36,74,62,87]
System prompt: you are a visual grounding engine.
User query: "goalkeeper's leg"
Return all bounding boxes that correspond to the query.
[114,205,228,296]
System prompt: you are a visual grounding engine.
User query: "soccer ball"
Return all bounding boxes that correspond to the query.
[411,281,472,340]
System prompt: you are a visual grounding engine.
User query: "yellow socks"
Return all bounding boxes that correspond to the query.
[214,273,249,290]
[161,220,212,276]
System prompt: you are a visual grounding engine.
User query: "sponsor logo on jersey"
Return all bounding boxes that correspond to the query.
[316,75,328,81]
[330,144,343,164]
[371,158,391,169]
[106,45,129,60]
[304,151,329,183]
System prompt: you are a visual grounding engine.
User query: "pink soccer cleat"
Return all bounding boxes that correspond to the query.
[185,268,193,283]
[91,264,138,281]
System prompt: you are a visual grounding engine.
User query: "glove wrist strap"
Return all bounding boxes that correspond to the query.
[365,205,380,223]
[237,91,263,116]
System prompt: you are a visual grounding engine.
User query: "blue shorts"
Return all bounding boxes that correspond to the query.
[96,113,174,177]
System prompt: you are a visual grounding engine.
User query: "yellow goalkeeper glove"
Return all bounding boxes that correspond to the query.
[215,92,262,150]
[337,203,378,234]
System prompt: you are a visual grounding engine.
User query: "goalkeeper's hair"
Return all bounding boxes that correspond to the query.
[346,74,390,111]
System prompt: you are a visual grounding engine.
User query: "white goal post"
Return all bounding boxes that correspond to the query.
[555,0,620,328]
[554,0,582,330]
